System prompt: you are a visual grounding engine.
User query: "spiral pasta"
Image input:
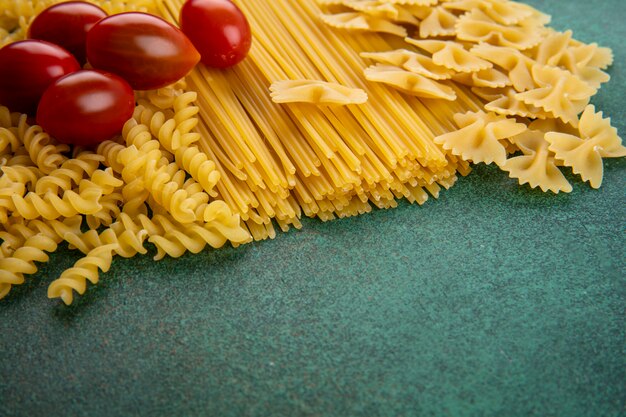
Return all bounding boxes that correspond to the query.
[47,243,120,305]
[174,145,220,196]
[148,205,252,260]
[15,114,70,174]
[0,165,42,189]
[64,219,149,259]
[118,144,199,223]
[34,152,104,195]
[0,234,58,299]
[10,186,102,220]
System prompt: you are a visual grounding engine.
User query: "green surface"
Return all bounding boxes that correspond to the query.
[1,1,625,416]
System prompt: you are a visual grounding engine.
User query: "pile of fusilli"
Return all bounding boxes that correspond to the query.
[0,81,251,304]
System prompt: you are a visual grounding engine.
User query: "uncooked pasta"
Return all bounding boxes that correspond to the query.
[0,0,624,304]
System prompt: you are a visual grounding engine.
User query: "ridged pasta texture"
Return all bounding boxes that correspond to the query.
[1,0,624,304]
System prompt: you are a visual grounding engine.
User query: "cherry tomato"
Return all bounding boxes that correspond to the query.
[86,12,200,90]
[37,70,135,146]
[0,40,80,114]
[180,0,252,68]
[28,1,107,64]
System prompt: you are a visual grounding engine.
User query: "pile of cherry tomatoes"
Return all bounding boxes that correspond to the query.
[0,0,251,146]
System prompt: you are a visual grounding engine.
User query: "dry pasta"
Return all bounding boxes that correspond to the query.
[0,0,624,304]
[269,80,368,105]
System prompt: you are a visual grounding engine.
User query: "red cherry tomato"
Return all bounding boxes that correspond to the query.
[86,12,200,90]
[37,70,135,146]
[28,1,107,64]
[0,40,80,114]
[180,0,252,68]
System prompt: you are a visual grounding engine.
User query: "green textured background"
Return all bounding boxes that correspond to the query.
[1,0,625,416]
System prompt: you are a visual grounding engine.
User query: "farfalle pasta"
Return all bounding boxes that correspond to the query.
[269,80,368,105]
[343,1,420,25]
[405,39,493,73]
[360,50,456,80]
[456,9,542,50]
[470,43,536,92]
[515,65,595,126]
[482,87,551,119]
[452,68,511,89]
[364,64,456,100]
[417,7,457,38]
[530,30,612,90]
[320,12,407,36]
[443,0,539,25]
[545,105,626,188]
[434,111,527,166]
[502,125,573,193]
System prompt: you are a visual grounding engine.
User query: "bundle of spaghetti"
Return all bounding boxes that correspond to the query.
[158,0,467,231]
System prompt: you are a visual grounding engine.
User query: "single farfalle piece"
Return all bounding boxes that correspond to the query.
[471,43,536,92]
[388,0,438,5]
[568,42,614,70]
[320,12,408,36]
[452,67,511,89]
[364,64,457,100]
[531,30,611,90]
[502,126,572,193]
[545,105,626,188]
[405,38,492,73]
[360,50,455,80]
[443,0,542,26]
[269,80,368,105]
[417,7,457,38]
[434,111,527,166]
[343,1,420,25]
[557,45,612,90]
[456,9,543,50]
[515,65,596,126]
[533,29,573,67]
[567,62,610,91]
[471,86,511,102]
[482,87,552,119]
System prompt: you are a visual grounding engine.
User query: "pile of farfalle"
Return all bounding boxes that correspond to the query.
[319,0,625,192]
